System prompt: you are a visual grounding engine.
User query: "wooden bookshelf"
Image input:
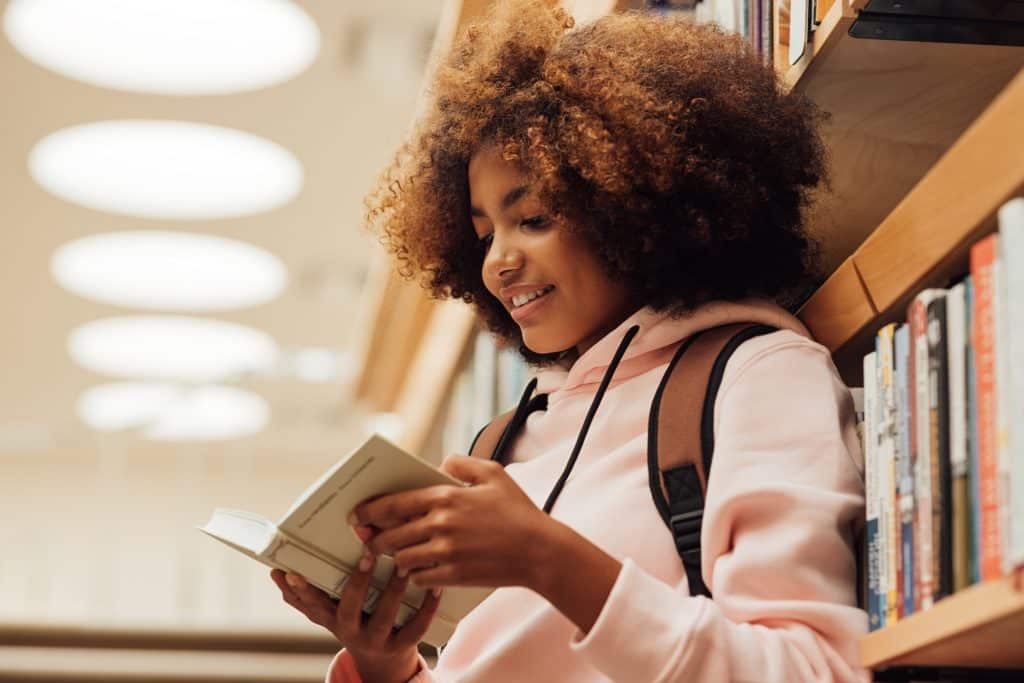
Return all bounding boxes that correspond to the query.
[861,573,1024,670]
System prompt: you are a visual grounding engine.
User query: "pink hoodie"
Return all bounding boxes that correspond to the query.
[328,299,870,682]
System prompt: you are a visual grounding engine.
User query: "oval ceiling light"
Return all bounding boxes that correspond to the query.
[69,316,278,382]
[29,120,303,220]
[77,381,269,441]
[52,231,287,312]
[3,0,319,95]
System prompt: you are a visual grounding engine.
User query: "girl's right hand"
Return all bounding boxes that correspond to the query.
[270,553,443,683]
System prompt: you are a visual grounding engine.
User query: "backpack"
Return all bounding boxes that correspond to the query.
[468,322,779,598]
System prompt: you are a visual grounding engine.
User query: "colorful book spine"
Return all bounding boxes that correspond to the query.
[877,323,900,622]
[997,198,1024,572]
[946,282,970,592]
[864,350,882,630]
[971,234,1002,580]
[910,290,943,609]
[926,294,952,601]
[894,323,915,614]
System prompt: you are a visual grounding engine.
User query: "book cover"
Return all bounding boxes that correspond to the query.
[894,323,915,614]
[199,434,492,647]
[999,198,1024,572]
[970,234,1002,580]
[926,294,952,601]
[863,350,882,631]
[877,323,900,622]
[946,281,970,592]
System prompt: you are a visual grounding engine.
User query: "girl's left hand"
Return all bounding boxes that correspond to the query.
[351,455,555,591]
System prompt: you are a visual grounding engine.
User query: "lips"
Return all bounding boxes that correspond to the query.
[509,286,554,323]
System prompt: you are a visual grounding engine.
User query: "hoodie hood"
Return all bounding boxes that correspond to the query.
[534,298,811,396]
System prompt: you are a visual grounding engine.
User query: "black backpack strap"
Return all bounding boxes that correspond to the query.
[648,323,778,598]
[469,377,548,465]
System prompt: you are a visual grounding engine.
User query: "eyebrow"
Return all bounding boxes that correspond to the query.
[469,184,530,217]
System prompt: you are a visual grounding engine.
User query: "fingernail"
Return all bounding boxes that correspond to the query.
[432,587,443,598]
[359,553,373,573]
[397,566,408,578]
[285,573,303,589]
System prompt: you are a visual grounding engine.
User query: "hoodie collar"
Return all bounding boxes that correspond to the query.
[534,298,811,396]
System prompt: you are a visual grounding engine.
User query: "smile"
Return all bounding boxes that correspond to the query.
[511,286,554,309]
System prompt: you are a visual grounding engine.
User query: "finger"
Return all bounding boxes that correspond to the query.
[393,537,456,575]
[406,563,461,589]
[391,588,444,651]
[364,565,410,640]
[367,516,434,557]
[274,574,317,622]
[270,568,288,591]
[440,453,496,485]
[335,549,376,627]
[354,487,453,528]
[285,573,336,626]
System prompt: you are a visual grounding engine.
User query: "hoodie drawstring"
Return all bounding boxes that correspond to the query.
[541,325,639,514]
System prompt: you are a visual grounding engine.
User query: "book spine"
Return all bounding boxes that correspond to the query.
[910,294,935,609]
[999,198,1024,572]
[894,323,916,614]
[971,234,1002,580]
[992,231,1013,576]
[926,294,952,600]
[864,350,882,631]
[946,282,970,592]
[877,323,900,621]
[964,275,981,585]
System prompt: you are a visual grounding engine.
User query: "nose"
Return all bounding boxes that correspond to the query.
[483,230,523,281]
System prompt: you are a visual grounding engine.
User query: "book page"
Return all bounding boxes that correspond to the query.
[277,435,463,568]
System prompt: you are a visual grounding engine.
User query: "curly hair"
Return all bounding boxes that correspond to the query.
[364,0,831,364]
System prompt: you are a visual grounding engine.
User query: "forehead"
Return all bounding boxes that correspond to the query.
[468,145,529,199]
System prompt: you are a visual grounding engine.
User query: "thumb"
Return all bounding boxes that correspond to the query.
[440,453,492,485]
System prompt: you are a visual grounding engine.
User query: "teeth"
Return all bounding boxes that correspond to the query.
[511,286,553,308]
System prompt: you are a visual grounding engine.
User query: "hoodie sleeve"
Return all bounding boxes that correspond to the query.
[568,338,871,683]
[326,649,434,683]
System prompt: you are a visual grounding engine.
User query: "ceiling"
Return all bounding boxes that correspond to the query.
[0,0,446,456]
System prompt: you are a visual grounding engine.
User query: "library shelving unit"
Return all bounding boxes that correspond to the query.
[349,0,1024,678]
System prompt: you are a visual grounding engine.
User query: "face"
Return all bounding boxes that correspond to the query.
[468,144,637,356]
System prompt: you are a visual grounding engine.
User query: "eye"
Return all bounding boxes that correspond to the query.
[520,215,548,229]
[477,232,494,251]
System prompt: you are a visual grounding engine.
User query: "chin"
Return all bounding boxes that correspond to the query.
[520,329,574,356]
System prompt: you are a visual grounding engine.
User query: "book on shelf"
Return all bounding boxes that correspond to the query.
[864,350,882,631]
[971,234,1001,581]
[876,323,900,623]
[893,323,916,615]
[946,282,970,592]
[925,293,953,602]
[198,434,493,648]
[910,288,946,610]
[999,198,1024,572]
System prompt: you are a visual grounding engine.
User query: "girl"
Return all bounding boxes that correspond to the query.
[271,2,868,681]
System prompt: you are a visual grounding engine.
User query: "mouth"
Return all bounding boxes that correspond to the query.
[509,285,554,322]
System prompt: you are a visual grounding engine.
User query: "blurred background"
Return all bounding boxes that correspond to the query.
[0,0,448,679]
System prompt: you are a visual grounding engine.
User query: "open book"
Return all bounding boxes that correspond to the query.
[199,434,494,647]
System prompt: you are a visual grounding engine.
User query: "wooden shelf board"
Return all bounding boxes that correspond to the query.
[861,574,1024,669]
